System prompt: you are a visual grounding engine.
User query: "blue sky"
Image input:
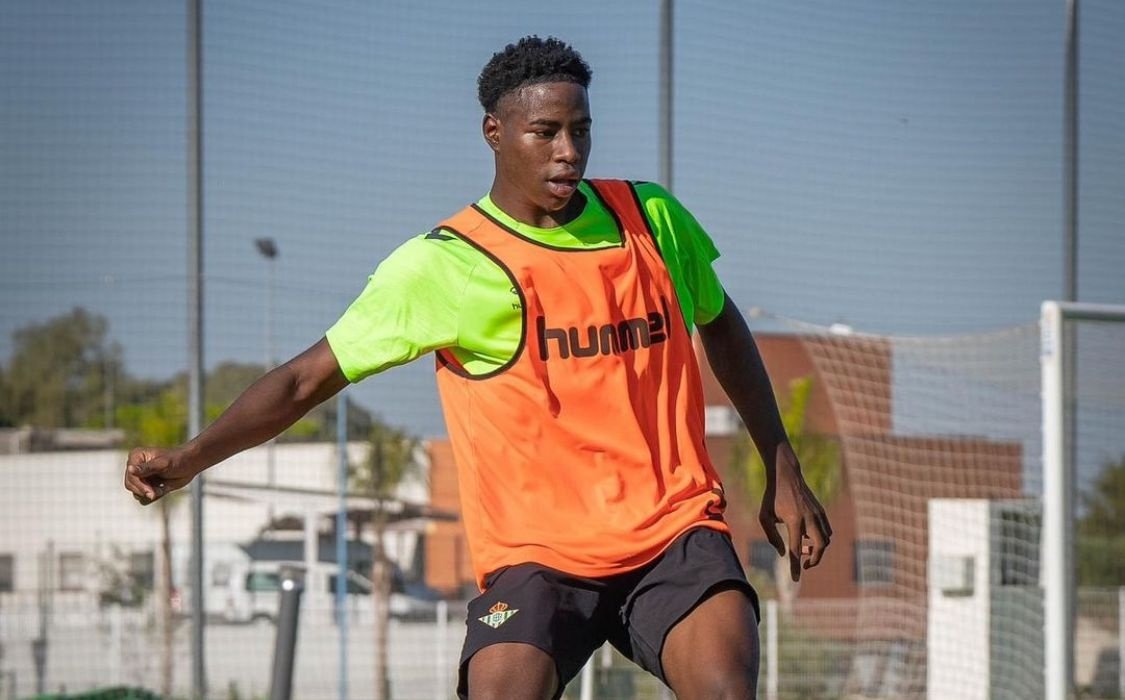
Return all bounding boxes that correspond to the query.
[1,0,1123,437]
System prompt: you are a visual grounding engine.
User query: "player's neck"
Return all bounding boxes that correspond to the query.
[488,182,585,229]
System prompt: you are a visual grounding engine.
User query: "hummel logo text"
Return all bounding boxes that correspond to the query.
[536,297,673,361]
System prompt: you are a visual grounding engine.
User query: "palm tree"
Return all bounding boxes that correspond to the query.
[348,420,419,700]
[729,375,841,613]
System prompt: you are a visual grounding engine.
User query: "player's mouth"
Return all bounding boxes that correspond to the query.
[546,176,579,198]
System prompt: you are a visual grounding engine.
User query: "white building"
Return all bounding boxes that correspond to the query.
[0,441,434,613]
[0,441,467,699]
[927,498,1044,700]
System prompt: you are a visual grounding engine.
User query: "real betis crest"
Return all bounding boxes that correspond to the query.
[479,601,519,629]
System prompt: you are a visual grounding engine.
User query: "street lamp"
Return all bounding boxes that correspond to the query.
[255,238,278,511]
[255,237,278,258]
[254,237,278,369]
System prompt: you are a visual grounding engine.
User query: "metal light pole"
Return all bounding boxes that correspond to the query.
[335,393,349,700]
[255,238,279,516]
[1063,0,1079,305]
[186,0,207,695]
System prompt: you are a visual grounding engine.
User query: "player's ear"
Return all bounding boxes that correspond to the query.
[482,113,501,153]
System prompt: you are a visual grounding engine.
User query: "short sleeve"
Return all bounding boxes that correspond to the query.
[325,236,465,382]
[634,182,727,327]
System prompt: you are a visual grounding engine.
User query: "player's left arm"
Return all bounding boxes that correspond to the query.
[637,181,831,579]
[697,294,833,581]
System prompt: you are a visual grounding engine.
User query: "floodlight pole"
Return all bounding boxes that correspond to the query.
[255,238,279,517]
[1063,0,1079,304]
[1051,2,1079,698]
[186,0,207,696]
[1120,586,1125,699]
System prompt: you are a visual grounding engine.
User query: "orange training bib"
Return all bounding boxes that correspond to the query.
[434,179,728,590]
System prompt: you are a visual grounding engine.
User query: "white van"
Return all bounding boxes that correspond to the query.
[173,545,443,624]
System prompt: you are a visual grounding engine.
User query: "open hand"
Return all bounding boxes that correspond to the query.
[758,443,832,582]
[123,447,195,506]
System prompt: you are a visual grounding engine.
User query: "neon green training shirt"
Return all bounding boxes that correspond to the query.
[326,180,726,380]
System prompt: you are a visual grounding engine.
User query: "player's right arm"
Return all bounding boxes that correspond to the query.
[124,230,470,506]
[123,338,348,505]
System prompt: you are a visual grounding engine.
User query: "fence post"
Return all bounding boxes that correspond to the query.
[436,600,449,700]
[766,599,778,700]
[109,604,122,686]
[269,566,305,700]
[1119,586,1124,700]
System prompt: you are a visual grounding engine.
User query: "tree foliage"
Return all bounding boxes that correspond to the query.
[348,419,421,700]
[350,421,420,501]
[0,308,372,439]
[729,375,842,607]
[0,308,124,428]
[116,387,187,448]
[729,375,842,507]
[1077,455,1125,586]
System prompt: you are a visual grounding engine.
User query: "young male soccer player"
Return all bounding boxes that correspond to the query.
[124,36,831,699]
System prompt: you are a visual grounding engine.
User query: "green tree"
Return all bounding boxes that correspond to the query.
[314,394,374,444]
[186,360,366,441]
[1,308,124,428]
[1077,455,1125,586]
[120,360,354,442]
[729,375,841,611]
[349,420,420,700]
[0,307,370,438]
[116,387,187,448]
[202,361,323,440]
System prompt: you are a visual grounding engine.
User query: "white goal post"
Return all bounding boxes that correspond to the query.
[1041,300,1125,700]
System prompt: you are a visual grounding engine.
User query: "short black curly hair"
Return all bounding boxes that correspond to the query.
[477,36,592,113]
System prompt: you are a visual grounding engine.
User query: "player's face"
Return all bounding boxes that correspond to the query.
[484,81,591,226]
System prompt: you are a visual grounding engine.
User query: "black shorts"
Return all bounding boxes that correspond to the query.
[456,527,759,699]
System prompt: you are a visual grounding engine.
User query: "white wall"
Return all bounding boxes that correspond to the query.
[0,441,430,599]
[928,498,991,700]
[927,498,1044,700]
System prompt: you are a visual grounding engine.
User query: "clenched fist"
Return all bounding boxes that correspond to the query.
[123,447,195,506]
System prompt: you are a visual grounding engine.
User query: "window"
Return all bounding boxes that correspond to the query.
[748,541,777,575]
[58,552,86,592]
[0,554,13,592]
[854,540,894,585]
[130,551,155,590]
[327,574,370,595]
[245,571,281,592]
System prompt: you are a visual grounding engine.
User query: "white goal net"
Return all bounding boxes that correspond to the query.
[746,303,1125,700]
